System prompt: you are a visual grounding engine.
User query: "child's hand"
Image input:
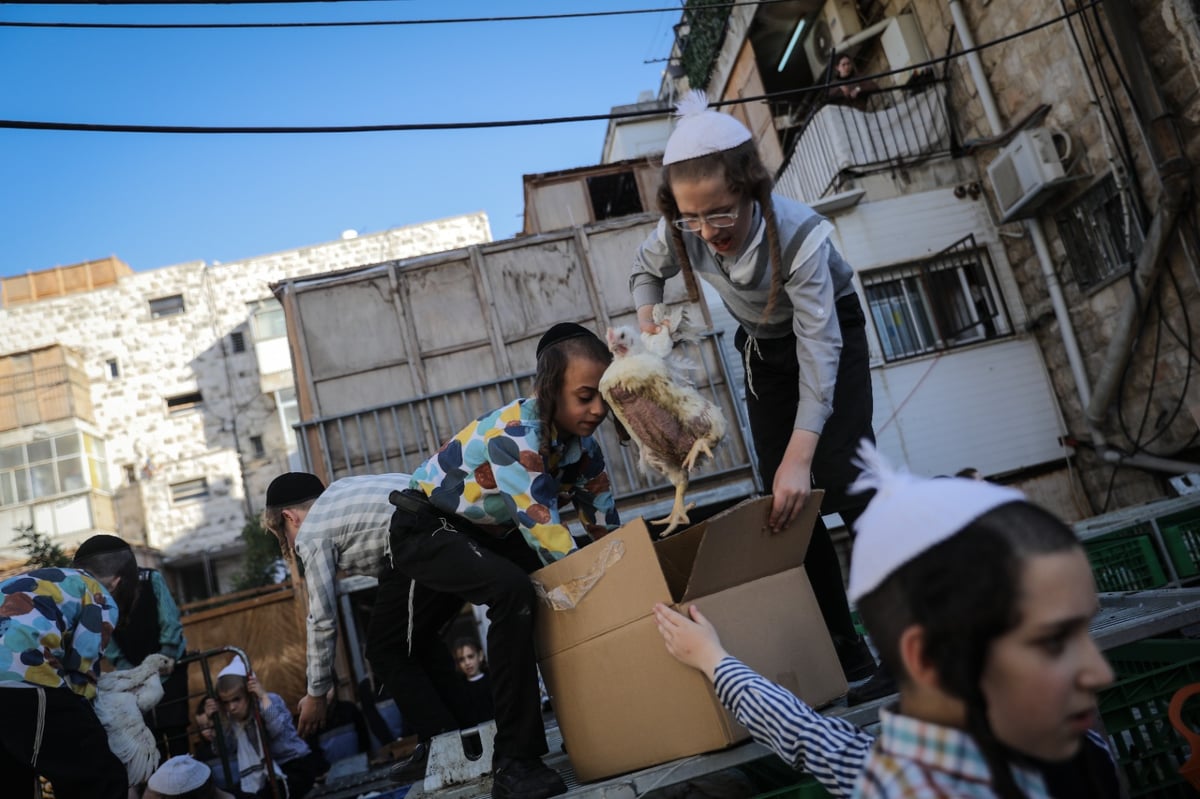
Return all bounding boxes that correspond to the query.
[653,603,727,680]
[247,676,270,710]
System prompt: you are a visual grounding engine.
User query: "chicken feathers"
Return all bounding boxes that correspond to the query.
[600,317,726,536]
[95,653,174,786]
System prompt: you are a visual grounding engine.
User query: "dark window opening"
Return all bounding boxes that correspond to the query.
[166,391,204,415]
[170,477,209,503]
[1055,173,1144,291]
[250,435,265,458]
[106,358,120,379]
[230,331,246,353]
[586,171,643,221]
[862,235,1013,363]
[149,294,186,319]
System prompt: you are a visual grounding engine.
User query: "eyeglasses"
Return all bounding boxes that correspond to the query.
[672,207,740,233]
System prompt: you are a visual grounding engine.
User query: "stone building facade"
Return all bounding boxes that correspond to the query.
[667,0,1200,515]
[0,214,491,597]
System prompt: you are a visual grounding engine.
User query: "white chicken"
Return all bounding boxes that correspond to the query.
[94,653,174,786]
[600,316,727,536]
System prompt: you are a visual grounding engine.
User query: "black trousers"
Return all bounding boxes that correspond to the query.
[366,490,546,761]
[735,292,876,645]
[0,686,127,799]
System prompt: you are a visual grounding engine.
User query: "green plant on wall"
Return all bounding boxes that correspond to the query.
[16,524,71,569]
[680,0,732,91]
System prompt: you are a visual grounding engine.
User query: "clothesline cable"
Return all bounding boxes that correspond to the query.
[0,0,1099,135]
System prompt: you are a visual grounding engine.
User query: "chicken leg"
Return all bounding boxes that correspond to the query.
[652,479,696,538]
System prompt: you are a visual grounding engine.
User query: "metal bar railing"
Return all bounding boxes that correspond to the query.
[293,332,759,513]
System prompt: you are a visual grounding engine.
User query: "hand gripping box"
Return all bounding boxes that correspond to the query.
[531,493,846,782]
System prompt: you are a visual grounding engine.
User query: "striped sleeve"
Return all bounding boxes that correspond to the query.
[713,656,872,799]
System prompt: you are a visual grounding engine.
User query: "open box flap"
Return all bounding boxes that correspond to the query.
[681,491,823,602]
[532,517,671,658]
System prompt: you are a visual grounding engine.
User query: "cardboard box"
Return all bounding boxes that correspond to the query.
[532,494,846,782]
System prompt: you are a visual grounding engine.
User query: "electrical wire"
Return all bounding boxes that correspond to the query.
[0,0,1102,135]
[0,1,791,30]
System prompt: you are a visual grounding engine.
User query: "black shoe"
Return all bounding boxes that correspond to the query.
[389,742,430,784]
[834,635,877,683]
[846,664,898,706]
[491,756,567,799]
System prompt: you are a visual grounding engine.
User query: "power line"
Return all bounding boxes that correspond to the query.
[0,1,1097,135]
[0,1,788,29]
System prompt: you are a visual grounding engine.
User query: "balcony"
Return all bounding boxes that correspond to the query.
[0,345,94,433]
[775,81,953,204]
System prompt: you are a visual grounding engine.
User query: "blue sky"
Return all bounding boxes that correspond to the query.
[0,1,675,277]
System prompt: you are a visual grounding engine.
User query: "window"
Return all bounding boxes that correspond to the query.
[250,298,287,341]
[170,478,209,503]
[249,434,265,458]
[862,235,1013,363]
[0,432,109,507]
[230,331,246,353]
[586,171,644,221]
[1055,174,1144,291]
[166,391,204,415]
[106,358,120,379]
[149,294,186,319]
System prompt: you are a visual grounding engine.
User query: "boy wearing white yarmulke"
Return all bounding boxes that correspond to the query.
[849,445,1120,798]
[630,90,886,701]
[654,444,1124,798]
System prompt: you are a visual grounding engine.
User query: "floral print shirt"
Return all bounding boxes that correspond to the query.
[0,567,118,699]
[410,397,621,565]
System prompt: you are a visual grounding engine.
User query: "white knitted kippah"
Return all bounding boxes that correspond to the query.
[847,441,1026,602]
[662,90,753,165]
[148,756,211,794]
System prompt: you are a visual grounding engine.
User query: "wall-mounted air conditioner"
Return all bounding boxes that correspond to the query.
[880,13,931,84]
[804,0,863,80]
[987,128,1074,222]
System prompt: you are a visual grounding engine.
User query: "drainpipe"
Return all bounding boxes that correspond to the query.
[1084,0,1192,439]
[948,0,1094,411]
[952,0,1199,476]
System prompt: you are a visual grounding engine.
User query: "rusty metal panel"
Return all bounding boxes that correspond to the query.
[314,364,415,421]
[401,258,491,353]
[530,181,591,232]
[294,271,406,381]
[483,238,597,340]
[583,220,691,317]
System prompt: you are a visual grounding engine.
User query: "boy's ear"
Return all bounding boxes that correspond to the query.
[897,624,940,690]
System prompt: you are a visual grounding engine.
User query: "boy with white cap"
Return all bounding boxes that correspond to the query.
[631,90,887,702]
[144,755,233,799]
[656,443,1121,798]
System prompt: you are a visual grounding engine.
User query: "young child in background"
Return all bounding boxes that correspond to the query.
[630,90,886,702]
[452,638,495,727]
[655,443,1120,798]
[212,660,327,799]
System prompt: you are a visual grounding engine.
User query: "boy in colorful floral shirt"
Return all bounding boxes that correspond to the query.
[0,536,139,799]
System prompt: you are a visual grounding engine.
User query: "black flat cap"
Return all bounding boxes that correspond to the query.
[266,472,326,509]
[536,322,600,358]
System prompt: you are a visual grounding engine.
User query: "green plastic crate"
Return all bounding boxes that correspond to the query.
[1085,532,1169,591]
[1159,508,1200,579]
[752,776,833,799]
[1100,638,1200,798]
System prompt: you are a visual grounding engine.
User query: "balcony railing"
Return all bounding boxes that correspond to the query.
[775,82,953,204]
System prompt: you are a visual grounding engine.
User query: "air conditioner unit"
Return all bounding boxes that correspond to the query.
[880,13,931,85]
[987,128,1070,222]
[804,0,863,79]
